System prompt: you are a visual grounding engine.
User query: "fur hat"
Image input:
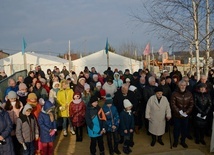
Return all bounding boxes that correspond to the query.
[84,83,90,90]
[96,82,102,87]
[123,99,132,108]
[89,96,98,104]
[73,92,81,99]
[19,83,27,90]
[129,85,137,92]
[22,104,33,115]
[154,86,163,93]
[105,94,113,104]
[52,81,60,89]
[8,91,17,99]
[197,83,207,88]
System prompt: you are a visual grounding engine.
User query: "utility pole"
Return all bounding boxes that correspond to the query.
[68,40,71,71]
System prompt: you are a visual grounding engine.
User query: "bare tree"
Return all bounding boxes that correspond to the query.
[131,0,214,78]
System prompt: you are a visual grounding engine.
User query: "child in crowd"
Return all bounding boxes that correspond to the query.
[16,104,39,155]
[17,83,28,106]
[57,79,75,136]
[49,81,60,104]
[103,94,121,155]
[38,100,57,155]
[120,99,134,154]
[82,83,91,106]
[3,91,23,155]
[69,92,86,141]
[85,96,106,155]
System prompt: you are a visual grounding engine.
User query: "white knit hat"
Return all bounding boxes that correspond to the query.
[84,83,90,90]
[129,85,137,92]
[123,99,132,108]
[22,104,33,115]
[96,82,102,87]
[8,91,17,99]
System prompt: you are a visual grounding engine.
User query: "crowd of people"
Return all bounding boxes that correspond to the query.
[0,64,214,155]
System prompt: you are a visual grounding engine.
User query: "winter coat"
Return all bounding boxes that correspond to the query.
[85,105,106,138]
[146,95,171,136]
[113,73,123,89]
[102,82,117,98]
[57,87,74,117]
[170,89,194,118]
[103,104,120,132]
[74,83,84,93]
[113,89,138,114]
[16,113,39,143]
[142,85,157,109]
[69,99,86,127]
[193,91,212,127]
[31,103,42,119]
[119,110,134,136]
[0,109,14,155]
[33,87,48,101]
[38,101,57,143]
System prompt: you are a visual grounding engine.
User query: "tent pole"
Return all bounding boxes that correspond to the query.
[107,51,109,68]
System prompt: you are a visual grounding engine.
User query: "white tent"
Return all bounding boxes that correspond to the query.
[71,50,143,75]
[0,52,69,76]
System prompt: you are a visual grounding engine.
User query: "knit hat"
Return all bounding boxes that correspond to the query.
[78,76,86,83]
[73,92,81,99]
[129,85,137,92]
[154,86,163,93]
[133,72,138,77]
[123,99,132,108]
[40,78,46,84]
[38,98,45,106]
[100,89,106,97]
[27,93,37,105]
[105,94,113,104]
[89,96,98,104]
[125,78,131,82]
[35,80,42,85]
[22,104,33,115]
[8,91,17,99]
[84,83,90,90]
[96,82,102,87]
[19,83,27,90]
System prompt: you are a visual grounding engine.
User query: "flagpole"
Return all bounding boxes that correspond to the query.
[152,47,154,72]
[22,38,27,70]
[107,51,109,68]
[162,53,164,72]
[68,40,71,70]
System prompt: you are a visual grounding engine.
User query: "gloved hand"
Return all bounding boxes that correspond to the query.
[59,106,65,111]
[49,129,56,136]
[22,143,27,150]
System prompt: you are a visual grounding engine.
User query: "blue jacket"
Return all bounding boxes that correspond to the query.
[38,101,56,143]
[85,105,106,138]
[102,104,120,132]
[0,109,14,155]
[119,110,134,136]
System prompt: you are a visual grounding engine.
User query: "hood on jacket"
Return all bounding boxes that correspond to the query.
[43,100,55,113]
[113,72,120,80]
[52,81,60,89]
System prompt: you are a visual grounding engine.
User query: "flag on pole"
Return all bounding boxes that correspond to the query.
[105,38,109,54]
[158,46,164,55]
[22,37,27,55]
[143,43,150,56]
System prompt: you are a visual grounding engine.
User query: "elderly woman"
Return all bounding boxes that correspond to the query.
[146,86,171,147]
[193,83,212,145]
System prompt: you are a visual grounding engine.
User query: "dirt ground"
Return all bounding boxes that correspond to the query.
[71,127,213,155]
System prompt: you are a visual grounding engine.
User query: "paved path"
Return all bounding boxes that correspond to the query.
[54,127,213,155]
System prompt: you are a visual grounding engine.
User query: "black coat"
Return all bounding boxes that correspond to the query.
[0,109,14,155]
[193,91,212,127]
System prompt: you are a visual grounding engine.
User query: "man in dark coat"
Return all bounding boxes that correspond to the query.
[171,80,194,148]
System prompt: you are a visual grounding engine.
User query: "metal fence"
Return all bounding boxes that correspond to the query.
[0,70,27,102]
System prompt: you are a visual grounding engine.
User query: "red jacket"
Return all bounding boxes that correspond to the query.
[69,100,86,127]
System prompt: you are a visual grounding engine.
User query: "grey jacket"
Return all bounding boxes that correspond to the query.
[16,114,39,144]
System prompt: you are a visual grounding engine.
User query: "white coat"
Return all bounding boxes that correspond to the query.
[145,95,171,136]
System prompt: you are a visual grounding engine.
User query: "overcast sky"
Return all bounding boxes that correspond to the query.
[0,0,163,56]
